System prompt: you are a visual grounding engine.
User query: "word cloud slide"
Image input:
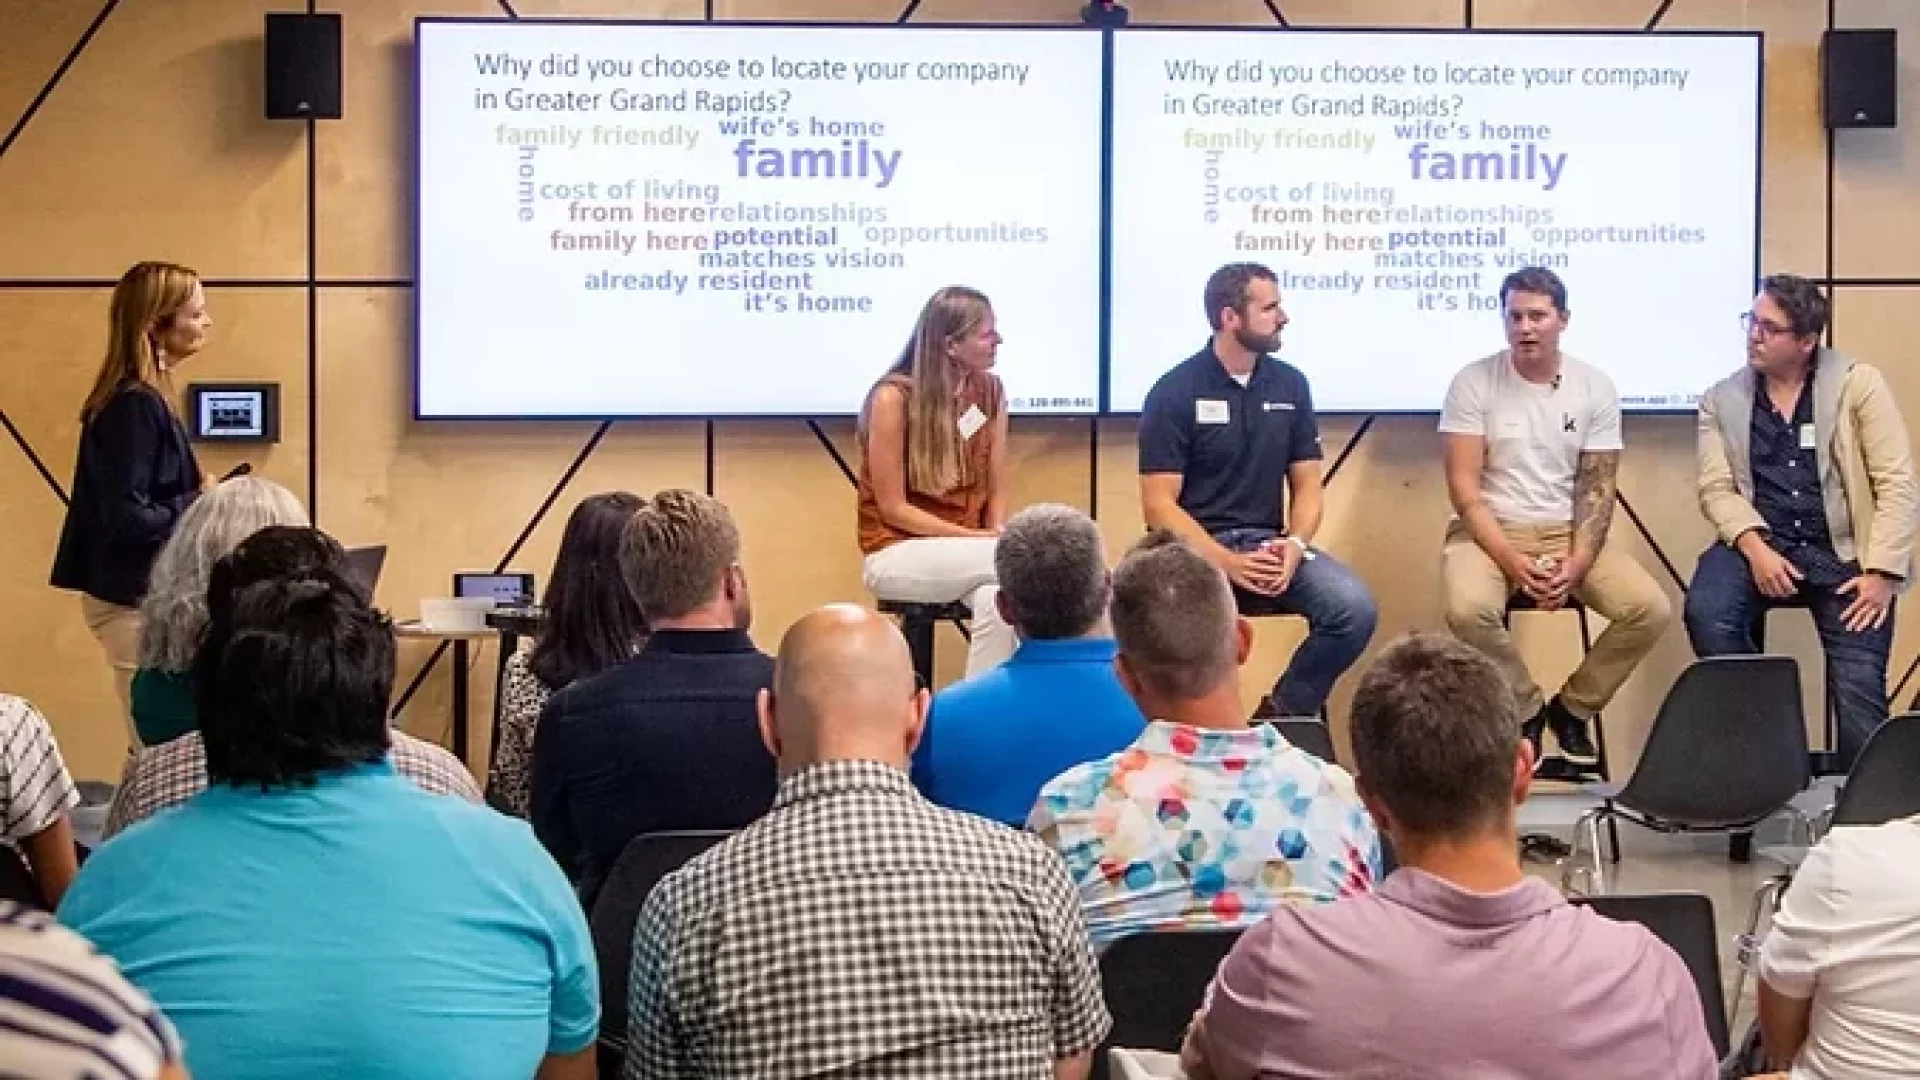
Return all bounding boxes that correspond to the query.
[1107,30,1760,413]
[417,20,1103,417]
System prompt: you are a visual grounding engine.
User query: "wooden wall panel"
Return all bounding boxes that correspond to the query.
[0,0,306,279]
[1276,0,1464,25]
[0,1,103,131]
[316,0,503,282]
[1832,0,1920,280]
[715,420,864,663]
[1473,0,1653,27]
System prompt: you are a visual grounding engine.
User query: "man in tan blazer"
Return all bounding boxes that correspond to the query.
[1688,273,1918,770]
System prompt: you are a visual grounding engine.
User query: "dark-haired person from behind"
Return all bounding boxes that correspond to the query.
[1689,273,1918,772]
[104,525,480,838]
[62,555,597,1080]
[51,262,213,744]
[533,490,777,907]
[488,492,649,817]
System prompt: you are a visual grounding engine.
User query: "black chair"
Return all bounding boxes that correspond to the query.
[588,830,734,1076]
[1733,713,1920,1019]
[1096,929,1243,1079]
[876,599,970,687]
[1570,892,1731,1058]
[1271,716,1336,764]
[1563,656,1812,895]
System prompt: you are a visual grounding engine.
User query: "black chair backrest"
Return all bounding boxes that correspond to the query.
[1571,892,1731,1057]
[1618,656,1808,827]
[1099,929,1243,1056]
[1833,713,1920,827]
[0,846,42,907]
[1271,717,1337,765]
[588,830,733,1049]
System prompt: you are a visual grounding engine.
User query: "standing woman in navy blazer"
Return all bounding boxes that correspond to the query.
[50,262,211,748]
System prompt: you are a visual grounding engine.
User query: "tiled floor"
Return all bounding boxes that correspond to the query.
[1515,778,1843,1042]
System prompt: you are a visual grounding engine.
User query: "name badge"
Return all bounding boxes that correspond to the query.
[1799,424,1816,450]
[957,404,987,441]
[1196,399,1230,425]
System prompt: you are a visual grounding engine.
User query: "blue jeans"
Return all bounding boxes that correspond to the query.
[1684,542,1893,769]
[1213,528,1379,716]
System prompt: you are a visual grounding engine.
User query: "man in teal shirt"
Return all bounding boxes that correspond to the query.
[62,529,598,1080]
[912,504,1145,825]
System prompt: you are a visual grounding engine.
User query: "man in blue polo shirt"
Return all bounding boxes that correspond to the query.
[912,503,1145,825]
[1137,262,1379,718]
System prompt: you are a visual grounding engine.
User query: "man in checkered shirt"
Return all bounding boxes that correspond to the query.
[624,604,1111,1078]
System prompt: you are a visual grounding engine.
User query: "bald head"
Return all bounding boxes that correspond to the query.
[759,604,927,773]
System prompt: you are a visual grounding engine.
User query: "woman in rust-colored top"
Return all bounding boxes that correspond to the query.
[855,286,1015,676]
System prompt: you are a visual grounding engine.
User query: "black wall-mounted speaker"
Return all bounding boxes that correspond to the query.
[1822,28,1897,129]
[265,12,342,120]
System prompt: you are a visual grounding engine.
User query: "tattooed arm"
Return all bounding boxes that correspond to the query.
[1566,449,1620,584]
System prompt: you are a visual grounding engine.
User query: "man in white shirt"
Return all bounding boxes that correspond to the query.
[1759,814,1920,1078]
[1439,268,1672,770]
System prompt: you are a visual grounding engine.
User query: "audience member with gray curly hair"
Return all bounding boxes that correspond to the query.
[129,475,306,747]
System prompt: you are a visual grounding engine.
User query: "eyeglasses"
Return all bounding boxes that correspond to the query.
[1739,312,1796,339]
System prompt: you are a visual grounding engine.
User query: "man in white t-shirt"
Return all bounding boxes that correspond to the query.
[1438,268,1672,770]
[1759,814,1920,1078]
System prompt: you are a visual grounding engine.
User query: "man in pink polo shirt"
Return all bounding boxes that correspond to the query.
[1181,632,1717,1080]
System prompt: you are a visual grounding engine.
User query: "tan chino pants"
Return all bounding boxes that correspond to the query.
[80,595,142,750]
[1441,520,1672,721]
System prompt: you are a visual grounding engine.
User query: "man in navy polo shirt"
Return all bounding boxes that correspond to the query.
[912,503,1145,825]
[1137,262,1378,718]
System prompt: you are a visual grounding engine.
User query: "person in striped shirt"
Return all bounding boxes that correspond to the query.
[0,900,187,1079]
[1,694,81,908]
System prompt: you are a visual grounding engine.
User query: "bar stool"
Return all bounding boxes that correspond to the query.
[1503,593,1615,781]
[876,598,971,688]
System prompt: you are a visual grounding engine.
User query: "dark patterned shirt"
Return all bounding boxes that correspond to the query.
[624,759,1111,1078]
[1751,369,1854,587]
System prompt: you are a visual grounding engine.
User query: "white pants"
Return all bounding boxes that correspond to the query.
[863,537,1015,678]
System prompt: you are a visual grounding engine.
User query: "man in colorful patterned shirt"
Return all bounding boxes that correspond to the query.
[1030,532,1379,949]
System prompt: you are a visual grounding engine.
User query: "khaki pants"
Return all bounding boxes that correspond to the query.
[1441,520,1672,721]
[80,595,142,750]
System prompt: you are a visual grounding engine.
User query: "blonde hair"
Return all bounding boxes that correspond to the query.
[619,489,741,620]
[82,261,201,423]
[864,286,992,496]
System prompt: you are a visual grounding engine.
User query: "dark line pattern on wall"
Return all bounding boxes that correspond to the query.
[497,0,519,18]
[0,0,123,514]
[306,115,319,520]
[0,410,69,505]
[0,0,121,162]
[807,420,858,487]
[1463,0,1473,30]
[1643,0,1677,31]
[896,0,922,25]
[705,422,716,496]
[1262,1,1290,28]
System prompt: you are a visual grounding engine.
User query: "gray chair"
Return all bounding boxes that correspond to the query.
[1732,713,1920,1021]
[1563,656,1813,895]
[1570,892,1731,1058]
[1095,929,1244,1080]
[588,829,734,1077]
